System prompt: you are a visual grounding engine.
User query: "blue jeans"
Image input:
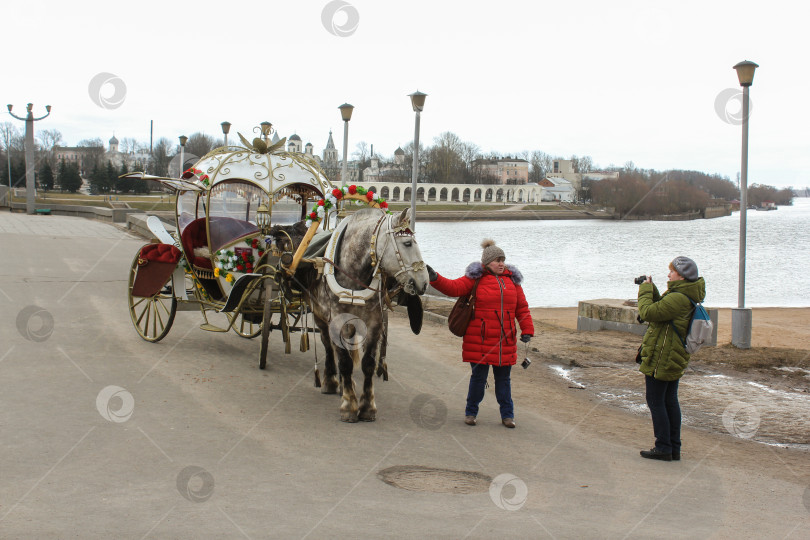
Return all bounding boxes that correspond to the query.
[466,363,514,419]
[645,375,681,454]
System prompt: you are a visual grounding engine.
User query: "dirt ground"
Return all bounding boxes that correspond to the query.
[418,297,810,460]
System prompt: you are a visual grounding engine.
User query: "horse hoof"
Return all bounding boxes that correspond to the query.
[359,414,376,422]
[341,414,359,423]
[321,385,338,395]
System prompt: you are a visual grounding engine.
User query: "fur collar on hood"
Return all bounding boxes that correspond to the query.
[464,261,524,286]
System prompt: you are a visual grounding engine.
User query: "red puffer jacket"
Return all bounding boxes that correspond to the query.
[431,262,534,366]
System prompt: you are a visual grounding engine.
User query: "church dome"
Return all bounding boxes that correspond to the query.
[394,147,405,155]
[109,135,119,145]
[289,134,301,141]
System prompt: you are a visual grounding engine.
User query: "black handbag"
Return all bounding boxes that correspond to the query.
[448,279,480,337]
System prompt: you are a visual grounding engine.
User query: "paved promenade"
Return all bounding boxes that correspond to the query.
[1,210,807,539]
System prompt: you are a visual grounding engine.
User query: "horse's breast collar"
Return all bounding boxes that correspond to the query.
[323,217,381,305]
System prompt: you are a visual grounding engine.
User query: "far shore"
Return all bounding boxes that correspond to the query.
[529,306,810,350]
[421,295,810,350]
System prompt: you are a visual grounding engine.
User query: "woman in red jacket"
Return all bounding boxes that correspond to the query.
[427,239,534,428]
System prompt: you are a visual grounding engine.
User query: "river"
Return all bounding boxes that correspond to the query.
[418,197,810,308]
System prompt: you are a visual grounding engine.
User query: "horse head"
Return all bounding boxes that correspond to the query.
[375,208,429,296]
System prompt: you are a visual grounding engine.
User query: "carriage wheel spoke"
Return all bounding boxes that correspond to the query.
[152,300,158,338]
[157,296,172,317]
[144,303,152,337]
[154,299,165,331]
[131,296,147,309]
[136,301,149,326]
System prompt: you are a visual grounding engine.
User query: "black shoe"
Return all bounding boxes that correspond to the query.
[672,451,681,461]
[640,448,672,461]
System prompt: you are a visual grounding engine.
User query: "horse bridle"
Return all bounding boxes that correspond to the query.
[369,213,426,295]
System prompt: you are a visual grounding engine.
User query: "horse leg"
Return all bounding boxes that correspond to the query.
[359,326,382,422]
[337,347,359,422]
[314,317,339,394]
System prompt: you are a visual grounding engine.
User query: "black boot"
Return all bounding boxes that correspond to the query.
[640,448,672,461]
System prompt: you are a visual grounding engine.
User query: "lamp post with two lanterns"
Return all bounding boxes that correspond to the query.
[7,103,51,214]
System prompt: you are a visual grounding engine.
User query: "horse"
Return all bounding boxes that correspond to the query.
[304,207,429,422]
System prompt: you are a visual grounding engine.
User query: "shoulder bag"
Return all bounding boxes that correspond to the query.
[448,279,480,337]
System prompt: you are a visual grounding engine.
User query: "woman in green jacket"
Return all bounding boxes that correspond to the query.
[637,256,706,462]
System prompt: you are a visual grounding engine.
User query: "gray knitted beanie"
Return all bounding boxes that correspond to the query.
[481,239,506,266]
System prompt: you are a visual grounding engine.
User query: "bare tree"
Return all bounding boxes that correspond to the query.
[0,122,17,155]
[578,155,594,173]
[529,150,553,182]
[150,138,174,177]
[184,132,215,158]
[120,137,139,154]
[459,142,480,173]
[37,129,63,151]
[352,141,369,163]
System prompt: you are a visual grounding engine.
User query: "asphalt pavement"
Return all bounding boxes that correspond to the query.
[1,210,807,539]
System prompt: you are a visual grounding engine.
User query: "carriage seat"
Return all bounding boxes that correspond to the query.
[181,218,212,269]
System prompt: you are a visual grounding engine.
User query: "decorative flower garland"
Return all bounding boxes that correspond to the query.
[306,184,390,227]
[214,238,265,283]
[182,167,210,187]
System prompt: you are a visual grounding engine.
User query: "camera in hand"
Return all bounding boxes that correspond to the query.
[521,358,531,369]
[634,275,647,285]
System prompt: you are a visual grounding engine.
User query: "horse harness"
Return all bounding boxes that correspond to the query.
[322,212,424,305]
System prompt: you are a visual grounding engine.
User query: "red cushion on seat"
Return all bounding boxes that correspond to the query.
[181,218,207,252]
[192,256,212,269]
[140,243,182,264]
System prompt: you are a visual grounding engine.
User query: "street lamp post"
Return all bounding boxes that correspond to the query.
[221,121,231,146]
[408,91,427,231]
[338,103,354,187]
[731,60,758,349]
[8,103,51,214]
[178,135,188,178]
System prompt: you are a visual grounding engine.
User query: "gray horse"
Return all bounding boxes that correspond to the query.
[304,207,429,422]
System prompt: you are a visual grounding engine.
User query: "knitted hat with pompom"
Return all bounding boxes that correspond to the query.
[481,239,506,266]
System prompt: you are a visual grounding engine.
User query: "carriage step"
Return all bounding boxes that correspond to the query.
[199,323,229,332]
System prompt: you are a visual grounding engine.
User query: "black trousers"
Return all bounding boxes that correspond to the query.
[644,375,681,454]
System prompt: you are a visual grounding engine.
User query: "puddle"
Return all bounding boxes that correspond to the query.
[548,363,810,450]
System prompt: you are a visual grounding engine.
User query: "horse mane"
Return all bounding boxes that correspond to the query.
[333,208,385,287]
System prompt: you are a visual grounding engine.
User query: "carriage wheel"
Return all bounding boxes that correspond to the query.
[127,254,177,343]
[229,313,262,339]
[259,299,273,369]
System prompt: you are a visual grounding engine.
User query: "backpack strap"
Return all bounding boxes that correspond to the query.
[668,291,697,349]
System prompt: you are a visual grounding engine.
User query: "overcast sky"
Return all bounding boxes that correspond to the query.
[3,0,806,188]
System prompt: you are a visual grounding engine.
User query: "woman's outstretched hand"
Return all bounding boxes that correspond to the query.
[426,264,438,282]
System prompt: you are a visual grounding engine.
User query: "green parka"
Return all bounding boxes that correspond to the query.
[638,277,706,381]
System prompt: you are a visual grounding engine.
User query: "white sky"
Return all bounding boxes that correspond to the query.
[3,0,807,188]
